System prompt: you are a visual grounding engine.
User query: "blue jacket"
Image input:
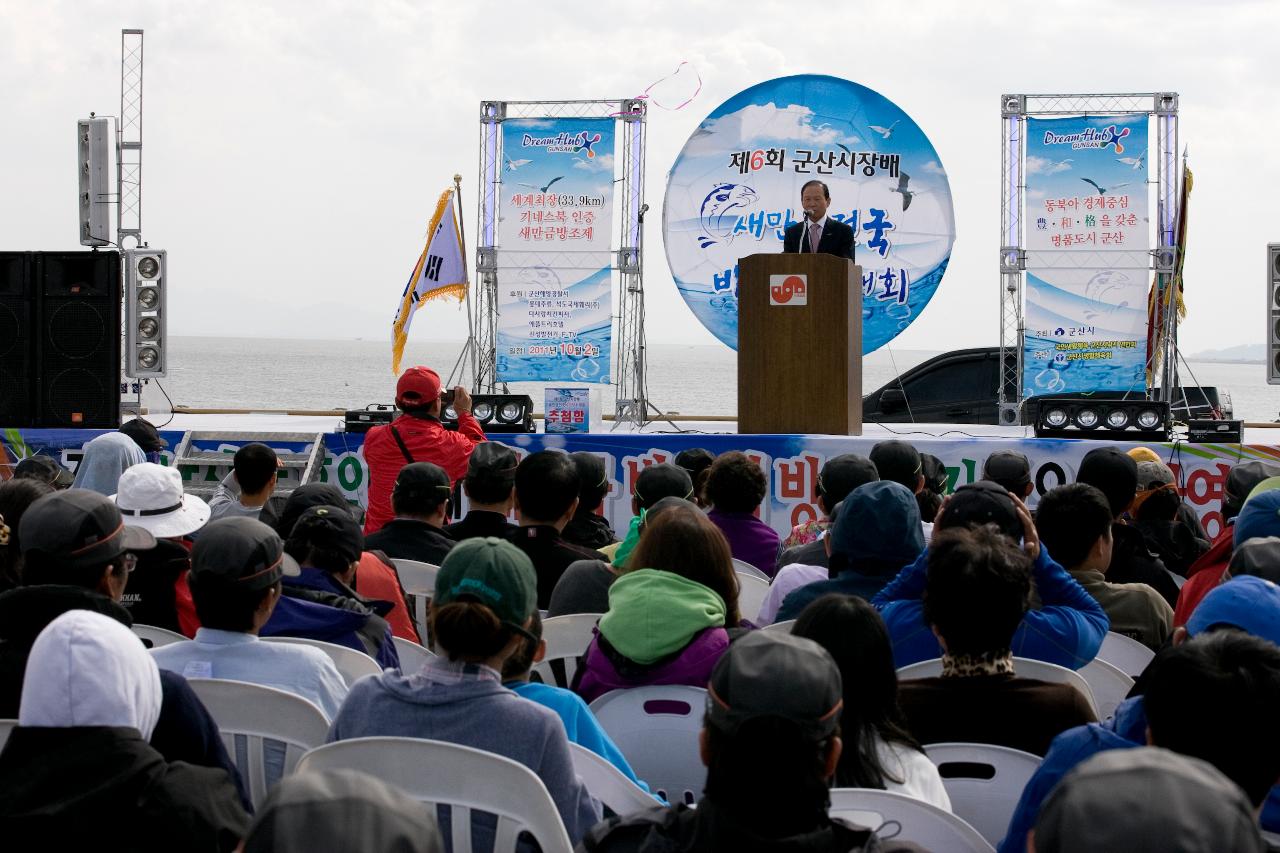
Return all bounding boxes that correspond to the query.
[263,568,400,669]
[775,562,912,623]
[999,696,1280,852]
[872,544,1109,670]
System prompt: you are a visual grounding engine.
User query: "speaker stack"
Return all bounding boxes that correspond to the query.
[0,250,121,429]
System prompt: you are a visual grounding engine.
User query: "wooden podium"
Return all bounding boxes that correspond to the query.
[737,253,862,434]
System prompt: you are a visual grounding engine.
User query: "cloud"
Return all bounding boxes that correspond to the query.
[1026,155,1074,175]
[573,153,615,172]
[921,160,947,175]
[684,102,842,155]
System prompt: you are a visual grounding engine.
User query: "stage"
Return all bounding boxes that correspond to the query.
[4,413,1276,543]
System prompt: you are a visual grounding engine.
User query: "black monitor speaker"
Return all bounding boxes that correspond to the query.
[0,253,34,426]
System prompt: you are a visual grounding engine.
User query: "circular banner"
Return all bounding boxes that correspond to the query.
[663,74,956,352]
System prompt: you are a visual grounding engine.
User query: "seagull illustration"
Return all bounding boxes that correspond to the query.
[868,120,900,140]
[504,155,531,172]
[517,176,565,193]
[1116,153,1145,171]
[890,172,914,211]
[1080,177,1132,196]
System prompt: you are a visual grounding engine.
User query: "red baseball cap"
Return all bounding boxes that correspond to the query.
[396,366,442,406]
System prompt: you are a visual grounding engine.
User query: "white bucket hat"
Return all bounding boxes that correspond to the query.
[112,462,211,538]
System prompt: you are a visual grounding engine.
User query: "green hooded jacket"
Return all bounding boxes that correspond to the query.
[598,569,726,665]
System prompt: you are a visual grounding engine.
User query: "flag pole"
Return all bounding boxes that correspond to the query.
[447,173,479,390]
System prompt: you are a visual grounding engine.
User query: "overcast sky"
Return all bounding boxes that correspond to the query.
[2,0,1276,357]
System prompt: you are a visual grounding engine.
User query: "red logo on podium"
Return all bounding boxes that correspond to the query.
[769,274,807,306]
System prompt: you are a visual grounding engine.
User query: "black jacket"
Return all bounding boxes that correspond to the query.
[443,510,518,543]
[579,798,923,853]
[0,584,252,809]
[509,525,607,609]
[782,217,856,260]
[364,519,455,566]
[120,537,191,633]
[0,725,248,850]
[1107,523,1180,608]
[562,509,618,552]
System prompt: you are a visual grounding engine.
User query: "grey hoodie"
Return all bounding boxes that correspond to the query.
[329,658,602,846]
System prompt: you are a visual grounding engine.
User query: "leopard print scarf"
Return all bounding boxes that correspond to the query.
[941,650,1015,678]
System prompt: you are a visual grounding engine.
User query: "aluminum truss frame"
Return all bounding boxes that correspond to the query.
[117,29,144,248]
[998,93,1179,424]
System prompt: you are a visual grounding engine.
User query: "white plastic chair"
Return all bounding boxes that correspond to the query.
[392,636,436,672]
[262,636,383,688]
[1078,657,1135,721]
[296,737,573,853]
[897,657,1099,717]
[186,678,330,808]
[568,742,658,816]
[923,742,1043,846]
[131,623,188,648]
[589,685,707,806]
[828,787,994,852]
[531,613,602,688]
[1095,631,1156,677]
[393,558,440,642]
[761,618,797,634]
[731,558,769,581]
[0,719,16,752]
[734,573,770,627]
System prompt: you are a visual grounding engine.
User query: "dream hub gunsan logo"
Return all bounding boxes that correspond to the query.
[521,130,603,157]
[1041,124,1131,155]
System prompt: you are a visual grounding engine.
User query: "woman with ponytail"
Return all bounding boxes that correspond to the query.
[327,536,601,845]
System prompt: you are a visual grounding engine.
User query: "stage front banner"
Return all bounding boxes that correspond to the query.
[5,428,1264,543]
[1023,115,1150,398]
[495,117,615,384]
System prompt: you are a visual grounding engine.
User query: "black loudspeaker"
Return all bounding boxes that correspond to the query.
[36,251,121,428]
[0,253,34,426]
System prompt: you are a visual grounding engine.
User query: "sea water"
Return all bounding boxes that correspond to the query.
[161,336,1280,422]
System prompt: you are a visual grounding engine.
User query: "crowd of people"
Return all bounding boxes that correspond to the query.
[1,365,1278,852]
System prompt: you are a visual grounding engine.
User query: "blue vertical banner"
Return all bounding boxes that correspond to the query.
[495,117,615,383]
[1023,115,1150,397]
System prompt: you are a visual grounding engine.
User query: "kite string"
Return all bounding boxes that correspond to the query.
[613,61,702,115]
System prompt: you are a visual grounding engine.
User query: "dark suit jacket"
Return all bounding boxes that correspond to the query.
[782,217,856,260]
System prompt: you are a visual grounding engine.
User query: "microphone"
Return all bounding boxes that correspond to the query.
[802,208,816,252]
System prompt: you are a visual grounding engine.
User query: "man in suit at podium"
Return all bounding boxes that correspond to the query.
[782,180,856,260]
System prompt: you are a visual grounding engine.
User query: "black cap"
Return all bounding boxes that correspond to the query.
[465,442,519,482]
[119,418,168,453]
[393,462,452,501]
[707,631,843,741]
[19,489,156,569]
[817,454,879,504]
[273,483,350,538]
[983,450,1031,491]
[869,440,922,491]
[634,463,694,509]
[673,448,715,477]
[1227,536,1280,583]
[1077,447,1138,518]
[920,453,948,493]
[938,481,1022,540]
[13,455,74,488]
[291,505,364,564]
[192,517,301,590]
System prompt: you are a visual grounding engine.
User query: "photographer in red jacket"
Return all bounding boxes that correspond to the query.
[363,366,486,534]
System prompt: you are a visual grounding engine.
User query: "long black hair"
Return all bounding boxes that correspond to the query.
[792,593,924,788]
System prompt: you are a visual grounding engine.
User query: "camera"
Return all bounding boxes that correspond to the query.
[440,389,456,406]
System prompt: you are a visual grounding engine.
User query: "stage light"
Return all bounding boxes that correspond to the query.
[472,401,494,421]
[443,404,458,420]
[124,249,166,378]
[1033,397,1170,441]
[498,401,523,423]
[1105,409,1130,429]
[1075,408,1099,429]
[442,394,534,433]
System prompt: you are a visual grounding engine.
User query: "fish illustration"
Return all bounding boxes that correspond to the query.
[698,183,758,246]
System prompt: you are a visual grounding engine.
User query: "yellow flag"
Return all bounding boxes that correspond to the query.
[391,187,467,373]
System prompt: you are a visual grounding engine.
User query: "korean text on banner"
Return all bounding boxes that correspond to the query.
[495,117,615,384]
[1023,115,1150,398]
[391,187,467,374]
